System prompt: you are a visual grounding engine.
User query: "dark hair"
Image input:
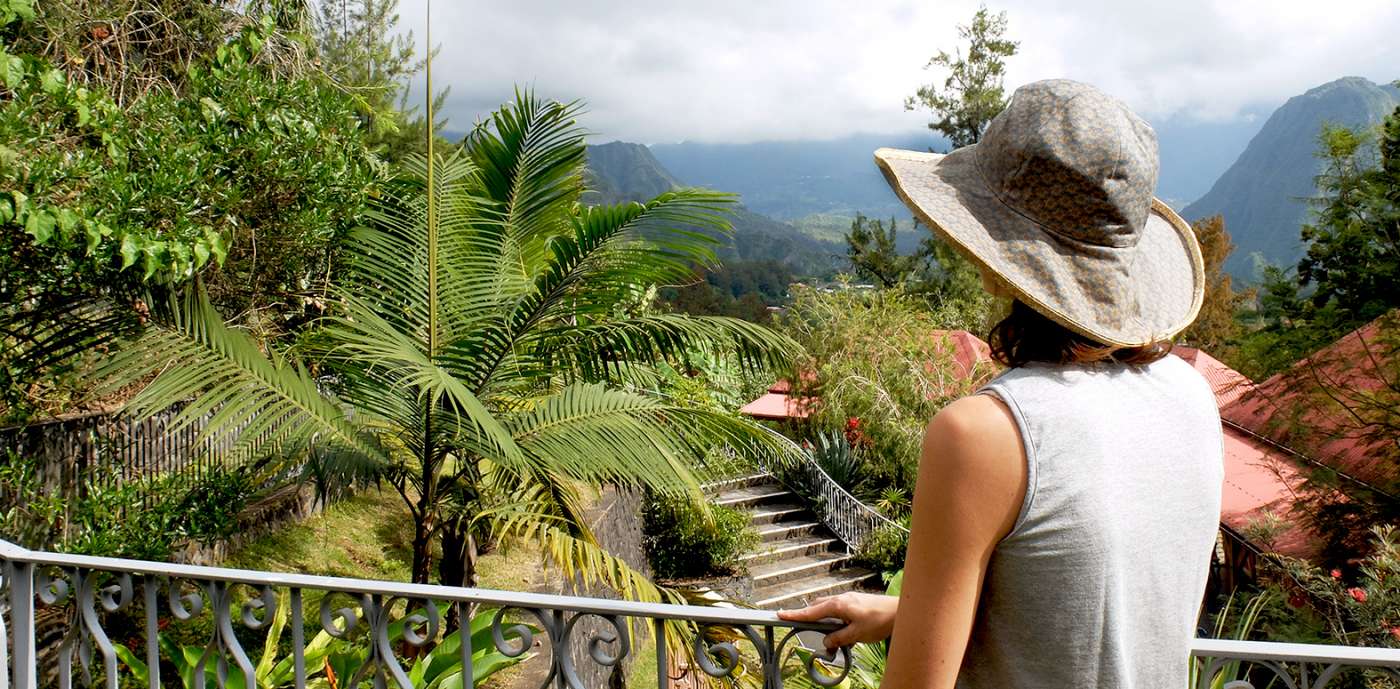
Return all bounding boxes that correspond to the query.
[988,300,1171,368]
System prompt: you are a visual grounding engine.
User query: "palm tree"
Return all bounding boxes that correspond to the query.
[100,91,802,600]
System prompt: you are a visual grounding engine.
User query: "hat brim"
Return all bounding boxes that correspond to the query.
[874,146,1204,348]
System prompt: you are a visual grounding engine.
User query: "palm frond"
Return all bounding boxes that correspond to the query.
[348,151,512,343]
[440,190,737,393]
[500,383,803,491]
[537,314,801,383]
[97,289,386,468]
[1,296,139,406]
[313,294,523,463]
[465,89,587,271]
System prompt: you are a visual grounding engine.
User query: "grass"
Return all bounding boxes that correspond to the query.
[224,487,415,580]
[219,486,666,688]
[221,487,560,688]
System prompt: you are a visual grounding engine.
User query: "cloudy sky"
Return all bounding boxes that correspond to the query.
[397,0,1400,144]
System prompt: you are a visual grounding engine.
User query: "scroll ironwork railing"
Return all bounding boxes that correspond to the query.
[0,537,850,689]
[3,536,1400,688]
[779,454,907,552]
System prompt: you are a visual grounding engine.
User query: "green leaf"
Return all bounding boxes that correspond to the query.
[54,207,79,236]
[199,97,226,123]
[0,197,13,225]
[39,67,64,95]
[85,223,104,255]
[9,0,34,22]
[119,234,140,269]
[24,208,53,244]
[9,190,24,221]
[142,240,166,280]
[204,228,227,265]
[74,101,90,127]
[193,239,211,269]
[0,51,24,89]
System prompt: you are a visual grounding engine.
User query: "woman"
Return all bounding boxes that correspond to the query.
[778,80,1224,688]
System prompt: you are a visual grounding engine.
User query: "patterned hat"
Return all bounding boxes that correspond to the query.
[875,79,1204,347]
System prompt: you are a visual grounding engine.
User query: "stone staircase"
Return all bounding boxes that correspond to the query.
[709,473,880,609]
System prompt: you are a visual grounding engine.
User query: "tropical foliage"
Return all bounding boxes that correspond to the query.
[781,284,994,504]
[641,490,757,580]
[114,598,534,689]
[85,91,803,621]
[0,450,255,558]
[0,1,381,420]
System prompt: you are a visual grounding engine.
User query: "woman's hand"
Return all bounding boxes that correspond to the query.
[776,592,898,650]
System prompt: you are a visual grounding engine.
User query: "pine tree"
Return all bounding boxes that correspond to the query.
[905,5,1019,150]
[314,0,445,156]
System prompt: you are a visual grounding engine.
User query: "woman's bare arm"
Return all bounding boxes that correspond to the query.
[879,393,1026,688]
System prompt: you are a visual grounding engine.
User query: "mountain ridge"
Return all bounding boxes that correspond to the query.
[583,141,844,276]
[1182,76,1400,279]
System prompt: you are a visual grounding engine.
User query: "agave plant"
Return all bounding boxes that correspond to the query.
[97,91,803,604]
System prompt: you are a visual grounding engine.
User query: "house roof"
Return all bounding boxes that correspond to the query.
[1176,344,1320,557]
[1219,425,1317,558]
[738,392,812,420]
[1220,316,1398,489]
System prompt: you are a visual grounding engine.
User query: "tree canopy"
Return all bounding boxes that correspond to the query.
[904,5,1018,150]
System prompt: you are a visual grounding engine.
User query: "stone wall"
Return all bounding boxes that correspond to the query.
[566,485,651,688]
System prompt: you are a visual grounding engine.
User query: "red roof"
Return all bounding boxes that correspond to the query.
[1221,317,1398,489]
[930,330,995,383]
[738,392,812,420]
[1219,426,1317,558]
[1176,345,1319,557]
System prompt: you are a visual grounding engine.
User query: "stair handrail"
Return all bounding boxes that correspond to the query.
[762,449,907,552]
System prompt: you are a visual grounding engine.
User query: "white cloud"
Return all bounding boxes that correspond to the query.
[392,0,1400,143]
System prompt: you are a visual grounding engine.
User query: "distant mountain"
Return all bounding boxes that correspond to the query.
[650,133,936,222]
[584,141,843,276]
[1182,77,1400,279]
[583,141,681,203]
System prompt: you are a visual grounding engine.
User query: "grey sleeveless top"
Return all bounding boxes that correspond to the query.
[955,355,1223,689]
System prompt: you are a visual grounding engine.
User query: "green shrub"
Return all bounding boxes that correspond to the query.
[0,450,257,557]
[0,6,380,420]
[779,285,997,501]
[641,491,758,580]
[173,465,257,544]
[853,520,909,577]
[808,429,863,492]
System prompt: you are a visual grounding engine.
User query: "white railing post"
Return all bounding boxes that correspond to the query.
[5,559,36,689]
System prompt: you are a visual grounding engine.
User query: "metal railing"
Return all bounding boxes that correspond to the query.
[1190,638,1400,689]
[3,537,1400,689]
[0,538,849,689]
[779,454,907,552]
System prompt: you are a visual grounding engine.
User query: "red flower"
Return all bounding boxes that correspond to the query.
[846,417,861,430]
[1330,568,1342,579]
[1390,627,1400,642]
[1348,587,1368,604]
[1288,594,1306,608]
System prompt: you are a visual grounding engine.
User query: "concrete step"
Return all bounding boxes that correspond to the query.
[752,568,882,610]
[745,503,808,526]
[702,472,776,494]
[749,551,852,588]
[712,484,792,510]
[739,535,842,568]
[756,521,822,543]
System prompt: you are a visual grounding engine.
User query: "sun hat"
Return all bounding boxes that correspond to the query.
[875,79,1204,347]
